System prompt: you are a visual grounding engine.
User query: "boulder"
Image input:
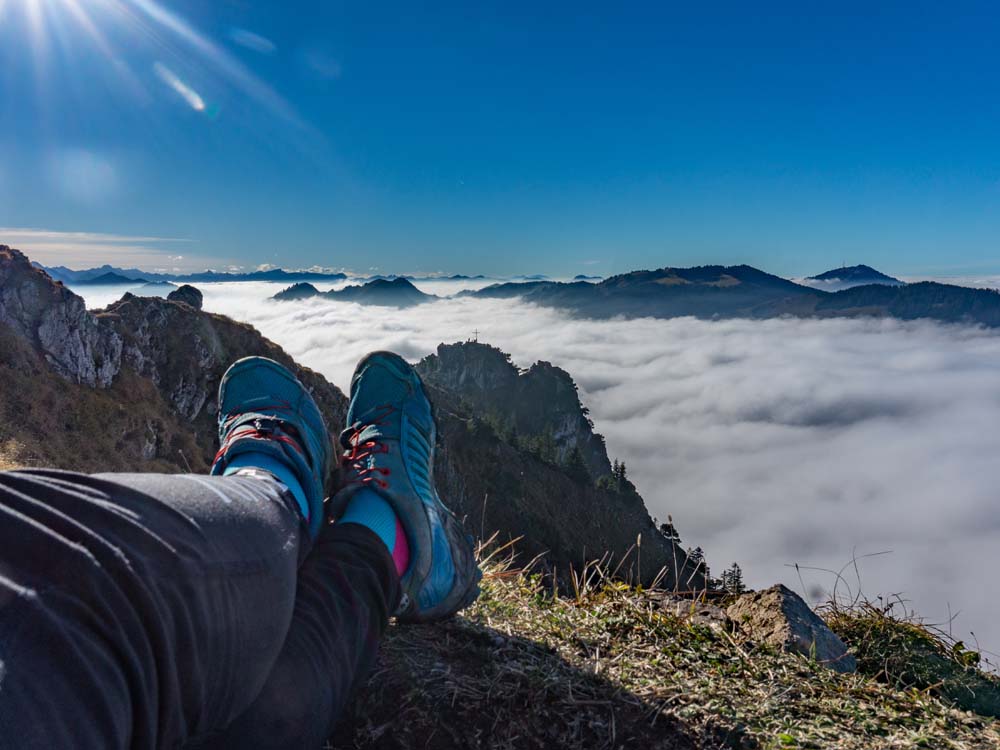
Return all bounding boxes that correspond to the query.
[727,584,856,673]
[167,284,203,310]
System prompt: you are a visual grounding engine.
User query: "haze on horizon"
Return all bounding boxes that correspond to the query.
[2,2,1000,278]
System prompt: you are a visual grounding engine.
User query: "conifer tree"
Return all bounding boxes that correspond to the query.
[721,562,745,594]
[563,446,591,485]
[659,516,682,544]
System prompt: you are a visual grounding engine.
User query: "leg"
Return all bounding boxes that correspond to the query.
[0,353,478,750]
[0,353,403,750]
[199,522,400,749]
[200,351,483,747]
[0,468,307,749]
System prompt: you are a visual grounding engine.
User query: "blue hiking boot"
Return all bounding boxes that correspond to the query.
[330,351,481,622]
[211,356,332,539]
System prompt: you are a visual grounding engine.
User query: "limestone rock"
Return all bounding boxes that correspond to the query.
[0,245,121,387]
[417,342,613,480]
[167,284,203,311]
[727,584,857,673]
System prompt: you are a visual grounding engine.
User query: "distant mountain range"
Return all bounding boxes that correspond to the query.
[31,258,1000,327]
[273,278,435,307]
[74,271,151,286]
[465,265,1000,327]
[35,262,502,287]
[362,273,488,283]
[802,264,905,291]
[36,262,349,285]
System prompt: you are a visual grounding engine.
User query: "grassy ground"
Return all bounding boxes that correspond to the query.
[334,550,1000,750]
[0,441,20,471]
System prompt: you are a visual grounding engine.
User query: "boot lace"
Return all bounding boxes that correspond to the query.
[213,400,307,466]
[341,404,395,490]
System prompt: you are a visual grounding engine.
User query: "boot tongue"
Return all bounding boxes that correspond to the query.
[220,413,308,457]
[339,421,395,450]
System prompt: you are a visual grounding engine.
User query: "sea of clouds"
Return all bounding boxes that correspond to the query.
[76,279,1000,660]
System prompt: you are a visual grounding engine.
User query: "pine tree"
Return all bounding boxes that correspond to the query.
[563,446,591,485]
[614,460,630,491]
[536,428,557,464]
[659,516,682,544]
[687,546,708,580]
[721,562,745,594]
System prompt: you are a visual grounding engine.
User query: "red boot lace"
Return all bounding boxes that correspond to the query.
[341,405,395,490]
[213,401,306,466]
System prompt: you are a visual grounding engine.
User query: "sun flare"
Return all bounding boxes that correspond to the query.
[2,0,296,124]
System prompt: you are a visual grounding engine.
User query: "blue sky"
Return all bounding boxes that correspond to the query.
[1,1,999,277]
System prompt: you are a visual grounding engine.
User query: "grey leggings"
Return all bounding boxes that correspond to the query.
[0,469,399,749]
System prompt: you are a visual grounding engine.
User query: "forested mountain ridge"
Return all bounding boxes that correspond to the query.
[467,264,1000,326]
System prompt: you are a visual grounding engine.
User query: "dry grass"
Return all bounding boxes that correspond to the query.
[0,325,208,474]
[826,599,1000,721]
[334,545,1000,750]
[0,439,23,470]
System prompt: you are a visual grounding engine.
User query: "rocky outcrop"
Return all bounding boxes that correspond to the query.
[417,342,613,480]
[424,376,702,591]
[273,282,320,301]
[273,278,435,307]
[95,292,347,436]
[727,585,857,673]
[1,246,346,468]
[167,285,203,310]
[0,245,121,387]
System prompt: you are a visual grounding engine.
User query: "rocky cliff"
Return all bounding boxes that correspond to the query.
[0,246,121,387]
[417,342,613,481]
[0,244,346,477]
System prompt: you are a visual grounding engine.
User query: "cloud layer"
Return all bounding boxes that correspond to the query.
[73,281,1000,660]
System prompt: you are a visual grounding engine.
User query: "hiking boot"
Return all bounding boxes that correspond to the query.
[330,351,481,622]
[211,356,332,538]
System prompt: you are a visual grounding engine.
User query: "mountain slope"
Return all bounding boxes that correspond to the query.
[468,263,1000,326]
[470,265,825,319]
[76,271,148,285]
[274,278,436,307]
[1,246,347,474]
[806,264,904,290]
[36,261,349,285]
[335,560,1000,750]
[815,281,1000,325]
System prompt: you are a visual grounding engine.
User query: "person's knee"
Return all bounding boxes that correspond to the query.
[215,658,335,749]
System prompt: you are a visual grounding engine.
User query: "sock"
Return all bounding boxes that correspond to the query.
[223,452,310,522]
[339,489,410,577]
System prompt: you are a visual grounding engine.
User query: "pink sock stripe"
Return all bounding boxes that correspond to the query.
[391,517,410,577]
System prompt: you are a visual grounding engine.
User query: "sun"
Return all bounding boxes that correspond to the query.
[1,0,298,124]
